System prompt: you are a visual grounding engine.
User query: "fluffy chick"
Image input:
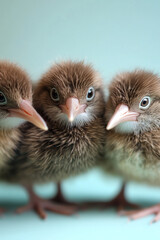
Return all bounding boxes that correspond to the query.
[102,69,160,223]
[3,61,106,219]
[0,61,47,213]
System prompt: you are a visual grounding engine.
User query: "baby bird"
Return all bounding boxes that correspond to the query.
[0,61,47,213]
[102,69,160,223]
[3,61,106,219]
[0,61,47,131]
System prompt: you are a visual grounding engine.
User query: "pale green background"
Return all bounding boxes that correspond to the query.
[0,0,160,239]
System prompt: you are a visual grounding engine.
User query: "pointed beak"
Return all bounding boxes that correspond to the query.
[8,99,48,131]
[60,97,86,122]
[106,104,139,130]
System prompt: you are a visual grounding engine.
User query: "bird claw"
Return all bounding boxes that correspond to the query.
[16,197,77,219]
[119,204,160,223]
[18,185,78,219]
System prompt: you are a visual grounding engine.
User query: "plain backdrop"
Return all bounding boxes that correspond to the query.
[0,0,160,239]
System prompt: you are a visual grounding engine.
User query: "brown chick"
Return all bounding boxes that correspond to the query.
[0,61,48,213]
[0,61,47,131]
[3,61,106,219]
[101,69,160,223]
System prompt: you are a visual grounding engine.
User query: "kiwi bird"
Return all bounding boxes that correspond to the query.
[0,61,48,213]
[101,69,160,223]
[3,61,106,219]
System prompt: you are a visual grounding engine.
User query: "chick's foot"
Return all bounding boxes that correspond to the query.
[16,185,77,219]
[120,204,160,223]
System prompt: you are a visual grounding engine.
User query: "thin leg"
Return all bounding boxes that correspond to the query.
[52,182,81,207]
[52,182,69,203]
[104,183,139,211]
[52,183,139,211]
[16,185,77,219]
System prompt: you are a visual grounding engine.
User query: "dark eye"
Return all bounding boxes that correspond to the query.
[139,96,151,110]
[50,88,59,102]
[86,87,95,101]
[0,91,7,105]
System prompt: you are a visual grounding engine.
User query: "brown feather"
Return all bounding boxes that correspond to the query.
[0,61,32,104]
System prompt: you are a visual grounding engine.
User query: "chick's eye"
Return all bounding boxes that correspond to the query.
[50,88,59,102]
[86,87,95,101]
[0,91,7,105]
[139,96,151,110]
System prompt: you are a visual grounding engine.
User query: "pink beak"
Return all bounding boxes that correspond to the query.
[9,99,48,131]
[106,104,139,130]
[60,97,86,122]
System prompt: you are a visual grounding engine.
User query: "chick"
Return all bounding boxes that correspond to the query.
[3,61,106,219]
[0,61,47,213]
[0,61,47,131]
[101,70,160,223]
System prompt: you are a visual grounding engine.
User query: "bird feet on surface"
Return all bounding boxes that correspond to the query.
[52,183,139,211]
[16,195,77,219]
[120,204,160,223]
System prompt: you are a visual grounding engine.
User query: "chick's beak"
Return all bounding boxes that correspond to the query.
[8,99,48,131]
[106,104,139,130]
[60,97,86,122]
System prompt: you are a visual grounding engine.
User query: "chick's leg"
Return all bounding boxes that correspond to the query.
[52,183,139,211]
[102,183,139,211]
[52,182,68,203]
[16,185,76,219]
[52,182,80,207]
